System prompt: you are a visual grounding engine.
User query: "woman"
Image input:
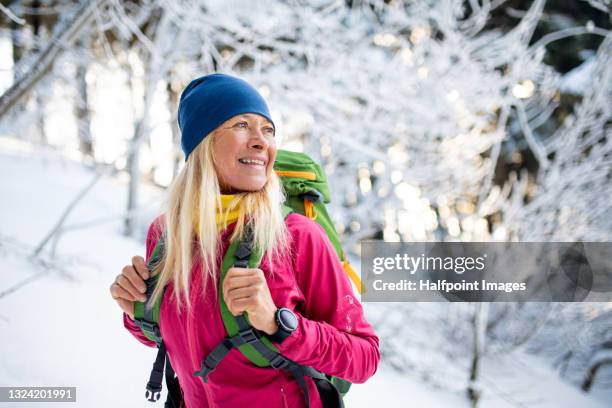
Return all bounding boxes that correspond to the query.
[109,73,379,408]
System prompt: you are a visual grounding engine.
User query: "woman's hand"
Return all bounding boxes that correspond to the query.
[110,256,150,320]
[222,267,278,335]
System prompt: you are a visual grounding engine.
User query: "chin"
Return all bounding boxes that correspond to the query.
[235,180,267,192]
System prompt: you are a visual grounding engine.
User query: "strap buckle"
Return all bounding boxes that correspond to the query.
[145,382,162,402]
[135,318,162,345]
[238,327,262,344]
[193,362,214,383]
[234,226,254,267]
[300,190,323,203]
[269,354,290,369]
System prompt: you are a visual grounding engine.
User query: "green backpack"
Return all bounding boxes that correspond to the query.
[133,149,362,407]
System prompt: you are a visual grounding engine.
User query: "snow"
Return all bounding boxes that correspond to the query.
[560,57,597,95]
[476,353,608,408]
[0,139,609,407]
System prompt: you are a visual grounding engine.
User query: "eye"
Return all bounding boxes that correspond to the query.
[263,126,275,136]
[234,121,248,129]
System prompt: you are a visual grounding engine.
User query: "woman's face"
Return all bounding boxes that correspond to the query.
[211,113,276,193]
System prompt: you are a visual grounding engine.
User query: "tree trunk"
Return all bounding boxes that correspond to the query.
[125,116,143,236]
[74,39,93,158]
[0,0,108,119]
[581,357,612,392]
[10,13,24,83]
[467,302,489,408]
[31,1,46,144]
[167,80,181,179]
[123,9,170,236]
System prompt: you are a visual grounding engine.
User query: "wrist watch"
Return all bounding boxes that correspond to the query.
[269,307,298,344]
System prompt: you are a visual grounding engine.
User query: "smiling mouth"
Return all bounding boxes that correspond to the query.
[238,158,266,166]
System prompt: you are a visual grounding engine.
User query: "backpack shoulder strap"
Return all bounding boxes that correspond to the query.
[133,235,166,345]
[281,203,294,219]
[133,235,173,404]
[216,205,294,366]
[195,223,336,408]
[134,202,293,342]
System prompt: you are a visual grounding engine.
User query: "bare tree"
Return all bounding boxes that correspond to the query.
[467,302,489,407]
[167,80,181,180]
[581,343,612,392]
[74,36,94,158]
[120,6,173,236]
[0,0,108,119]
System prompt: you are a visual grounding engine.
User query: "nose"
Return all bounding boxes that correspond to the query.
[247,128,270,150]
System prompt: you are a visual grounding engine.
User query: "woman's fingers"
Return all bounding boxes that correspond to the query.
[223,268,269,316]
[223,267,263,288]
[227,294,258,316]
[226,275,261,288]
[116,271,147,302]
[111,278,143,302]
[222,268,277,333]
[223,274,261,300]
[228,297,254,316]
[226,267,262,277]
[225,286,256,314]
[122,265,147,294]
[110,256,150,318]
[226,286,257,302]
[116,298,135,319]
[132,256,150,280]
[109,274,125,299]
[110,275,136,317]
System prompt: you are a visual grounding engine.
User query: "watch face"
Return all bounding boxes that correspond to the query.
[278,308,298,331]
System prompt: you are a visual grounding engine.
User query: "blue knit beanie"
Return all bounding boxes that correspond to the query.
[178,73,275,160]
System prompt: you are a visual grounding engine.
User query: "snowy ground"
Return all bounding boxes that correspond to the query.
[0,138,608,407]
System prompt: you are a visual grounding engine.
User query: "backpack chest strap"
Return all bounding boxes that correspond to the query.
[193,313,327,408]
[193,224,329,408]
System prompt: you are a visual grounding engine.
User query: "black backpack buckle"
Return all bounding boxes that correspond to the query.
[145,382,162,402]
[300,190,323,203]
[193,361,215,383]
[135,318,162,345]
[238,327,262,344]
[269,354,289,369]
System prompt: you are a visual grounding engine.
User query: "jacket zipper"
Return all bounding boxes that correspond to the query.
[280,385,289,408]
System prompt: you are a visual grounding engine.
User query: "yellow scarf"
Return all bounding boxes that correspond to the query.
[215,194,242,230]
[193,195,242,232]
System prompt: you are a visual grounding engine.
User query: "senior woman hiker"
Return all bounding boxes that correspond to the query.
[109,73,380,408]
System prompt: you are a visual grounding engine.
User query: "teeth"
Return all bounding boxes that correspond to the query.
[239,159,264,165]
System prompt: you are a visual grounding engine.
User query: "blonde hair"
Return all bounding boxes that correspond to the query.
[148,132,290,313]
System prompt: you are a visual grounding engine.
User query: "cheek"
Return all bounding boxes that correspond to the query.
[222,160,240,182]
[213,139,238,173]
[267,147,277,175]
[212,154,236,185]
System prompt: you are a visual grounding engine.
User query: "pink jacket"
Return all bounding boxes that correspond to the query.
[123,213,380,408]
